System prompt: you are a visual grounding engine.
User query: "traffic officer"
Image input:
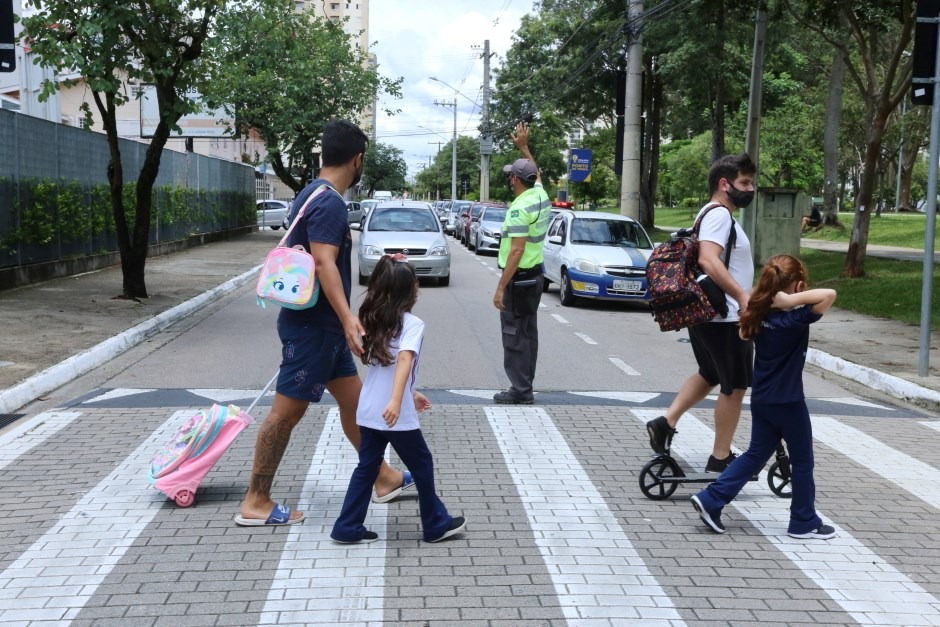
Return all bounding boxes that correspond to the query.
[492,122,551,404]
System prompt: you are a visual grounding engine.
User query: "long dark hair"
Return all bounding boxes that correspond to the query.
[359,255,419,366]
[739,254,808,340]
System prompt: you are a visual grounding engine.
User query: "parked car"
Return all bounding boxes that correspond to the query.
[256,199,290,230]
[468,204,507,253]
[346,200,363,227]
[357,201,451,286]
[542,211,654,307]
[457,201,484,246]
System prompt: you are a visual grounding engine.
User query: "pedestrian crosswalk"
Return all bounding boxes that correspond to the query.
[0,399,938,626]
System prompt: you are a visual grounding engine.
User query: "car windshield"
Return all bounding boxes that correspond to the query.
[569,219,651,248]
[470,205,485,218]
[367,209,439,232]
[482,208,507,222]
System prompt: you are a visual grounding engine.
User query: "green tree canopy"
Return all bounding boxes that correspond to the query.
[362,142,407,196]
[204,0,402,192]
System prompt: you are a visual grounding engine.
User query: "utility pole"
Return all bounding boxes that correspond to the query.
[742,0,768,266]
[434,98,457,201]
[479,39,495,201]
[618,0,643,220]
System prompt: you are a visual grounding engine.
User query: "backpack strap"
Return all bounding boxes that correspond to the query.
[692,203,736,269]
[276,184,337,248]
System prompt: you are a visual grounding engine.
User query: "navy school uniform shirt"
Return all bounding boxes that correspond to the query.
[278,178,351,334]
[750,305,823,404]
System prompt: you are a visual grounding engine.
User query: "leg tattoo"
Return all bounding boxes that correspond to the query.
[249,419,294,498]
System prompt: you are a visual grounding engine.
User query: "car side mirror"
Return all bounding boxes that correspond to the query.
[548,235,563,245]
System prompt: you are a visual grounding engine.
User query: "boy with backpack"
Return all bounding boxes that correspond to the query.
[646,153,756,474]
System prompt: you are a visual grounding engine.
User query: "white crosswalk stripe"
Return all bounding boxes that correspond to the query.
[486,406,686,625]
[0,410,190,623]
[260,408,386,625]
[630,408,940,626]
[0,411,82,472]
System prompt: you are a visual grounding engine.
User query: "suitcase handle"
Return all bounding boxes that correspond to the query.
[246,371,279,416]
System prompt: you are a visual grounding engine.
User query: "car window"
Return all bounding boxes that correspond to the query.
[557,219,567,242]
[548,215,561,237]
[483,208,507,222]
[570,219,650,247]
[368,209,439,232]
[470,205,485,219]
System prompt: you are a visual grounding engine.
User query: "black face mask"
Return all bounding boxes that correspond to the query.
[727,183,754,208]
[507,175,515,195]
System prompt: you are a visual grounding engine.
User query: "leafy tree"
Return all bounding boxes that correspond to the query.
[20,0,221,298]
[788,0,914,277]
[362,142,407,196]
[205,1,402,193]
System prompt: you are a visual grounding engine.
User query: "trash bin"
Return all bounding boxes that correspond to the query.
[740,187,806,267]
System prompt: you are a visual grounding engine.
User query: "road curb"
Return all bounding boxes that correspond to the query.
[0,265,261,415]
[807,348,940,410]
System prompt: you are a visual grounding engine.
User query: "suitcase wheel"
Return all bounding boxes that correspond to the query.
[174,489,196,508]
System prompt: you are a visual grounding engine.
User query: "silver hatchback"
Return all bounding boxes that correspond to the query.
[357,201,451,286]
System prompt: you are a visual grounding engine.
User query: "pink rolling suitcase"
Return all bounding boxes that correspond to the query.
[149,372,277,507]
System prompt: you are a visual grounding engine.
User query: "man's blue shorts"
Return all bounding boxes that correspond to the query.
[275,321,358,402]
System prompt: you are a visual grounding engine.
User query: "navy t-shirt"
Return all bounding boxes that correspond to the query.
[278,179,351,334]
[750,306,823,404]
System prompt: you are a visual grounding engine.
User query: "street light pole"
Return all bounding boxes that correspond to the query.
[434,98,458,201]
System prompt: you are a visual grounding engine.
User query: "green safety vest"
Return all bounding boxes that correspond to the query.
[498,183,551,270]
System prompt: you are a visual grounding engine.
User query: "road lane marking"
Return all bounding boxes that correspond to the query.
[812,416,940,511]
[551,314,570,324]
[609,357,640,376]
[569,391,659,403]
[631,408,940,626]
[447,389,503,400]
[822,397,893,411]
[922,421,940,434]
[574,332,597,345]
[0,410,191,622]
[81,388,156,403]
[0,411,82,472]
[486,406,686,625]
[260,408,385,625]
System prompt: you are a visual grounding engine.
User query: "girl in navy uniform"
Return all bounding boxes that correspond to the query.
[691,254,838,539]
[331,255,466,544]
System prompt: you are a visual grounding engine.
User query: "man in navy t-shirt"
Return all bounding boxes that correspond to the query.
[236,120,415,527]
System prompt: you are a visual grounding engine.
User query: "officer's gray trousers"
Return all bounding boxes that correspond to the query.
[500,277,544,398]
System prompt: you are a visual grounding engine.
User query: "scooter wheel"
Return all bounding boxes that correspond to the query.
[767,461,793,498]
[639,457,681,500]
[174,489,196,508]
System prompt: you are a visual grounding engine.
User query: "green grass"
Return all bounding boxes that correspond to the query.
[650,205,939,250]
[800,248,940,328]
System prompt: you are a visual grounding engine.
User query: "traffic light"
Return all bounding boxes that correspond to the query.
[1,0,15,74]
[912,0,940,105]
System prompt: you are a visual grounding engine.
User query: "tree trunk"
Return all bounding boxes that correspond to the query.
[271,152,302,193]
[639,55,661,230]
[822,47,845,225]
[843,113,887,277]
[899,136,918,211]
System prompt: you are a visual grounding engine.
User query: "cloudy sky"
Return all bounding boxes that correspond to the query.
[368,1,535,178]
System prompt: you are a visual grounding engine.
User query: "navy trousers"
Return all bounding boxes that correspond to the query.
[695,400,823,535]
[331,426,453,542]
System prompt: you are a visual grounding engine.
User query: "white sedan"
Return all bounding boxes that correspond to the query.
[542,211,654,306]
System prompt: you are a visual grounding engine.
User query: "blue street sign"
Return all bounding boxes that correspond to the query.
[569,148,593,183]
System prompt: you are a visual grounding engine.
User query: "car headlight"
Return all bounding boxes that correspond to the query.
[429,246,449,256]
[482,229,496,238]
[362,245,382,256]
[574,258,601,274]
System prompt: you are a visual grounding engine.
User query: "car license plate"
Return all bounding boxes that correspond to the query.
[613,279,641,291]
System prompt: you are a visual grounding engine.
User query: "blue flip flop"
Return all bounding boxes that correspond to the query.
[372,471,415,503]
[234,502,305,526]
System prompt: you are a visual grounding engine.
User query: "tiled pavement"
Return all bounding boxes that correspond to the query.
[1,391,939,626]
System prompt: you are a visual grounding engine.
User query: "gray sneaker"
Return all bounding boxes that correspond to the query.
[788,524,836,540]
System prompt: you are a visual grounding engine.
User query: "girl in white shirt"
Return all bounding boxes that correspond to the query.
[331,254,466,544]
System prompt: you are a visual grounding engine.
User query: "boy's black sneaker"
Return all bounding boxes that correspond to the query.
[426,516,467,543]
[493,391,534,405]
[645,416,676,455]
[788,524,836,540]
[690,495,725,534]
[705,452,737,473]
[333,530,379,544]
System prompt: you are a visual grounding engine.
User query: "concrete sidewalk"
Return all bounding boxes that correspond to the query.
[0,229,938,416]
